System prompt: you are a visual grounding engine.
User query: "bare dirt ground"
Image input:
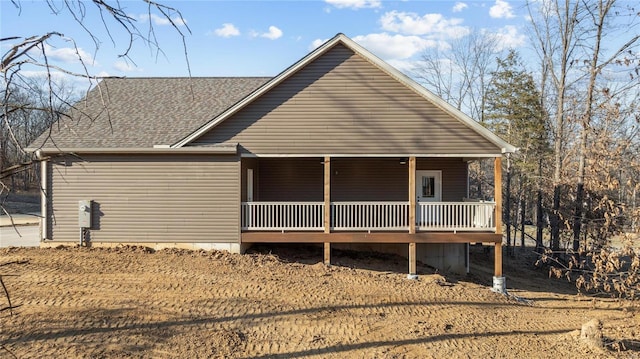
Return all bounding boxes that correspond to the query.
[0,244,638,358]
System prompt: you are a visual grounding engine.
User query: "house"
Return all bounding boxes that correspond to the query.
[28,34,515,287]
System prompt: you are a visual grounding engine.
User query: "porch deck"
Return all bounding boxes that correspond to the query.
[241,231,502,244]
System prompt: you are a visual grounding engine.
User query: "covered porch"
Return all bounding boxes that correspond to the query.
[240,156,504,278]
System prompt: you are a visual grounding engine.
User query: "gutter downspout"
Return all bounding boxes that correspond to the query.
[39,154,48,242]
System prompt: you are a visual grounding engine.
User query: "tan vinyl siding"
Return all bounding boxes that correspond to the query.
[192,44,501,155]
[48,154,239,243]
[257,158,323,201]
[251,157,466,202]
[331,158,407,201]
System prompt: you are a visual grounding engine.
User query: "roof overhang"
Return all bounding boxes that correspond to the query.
[31,144,238,160]
[171,33,517,154]
[239,153,506,158]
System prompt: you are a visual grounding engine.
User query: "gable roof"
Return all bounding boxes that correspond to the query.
[29,77,269,149]
[173,33,516,154]
[30,34,515,155]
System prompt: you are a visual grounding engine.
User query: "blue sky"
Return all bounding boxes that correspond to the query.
[2,0,531,80]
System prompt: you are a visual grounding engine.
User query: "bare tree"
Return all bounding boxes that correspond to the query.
[1,78,76,191]
[412,30,504,202]
[571,0,639,252]
[1,0,191,216]
[412,30,502,124]
[527,0,583,250]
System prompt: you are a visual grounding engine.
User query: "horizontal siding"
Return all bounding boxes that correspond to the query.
[49,154,239,243]
[417,158,468,201]
[257,158,323,201]
[193,44,501,155]
[331,158,406,201]
[250,157,467,202]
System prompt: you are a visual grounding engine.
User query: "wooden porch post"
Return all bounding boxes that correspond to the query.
[408,242,417,278]
[408,157,417,278]
[409,156,416,234]
[494,156,503,235]
[324,156,331,265]
[494,156,503,279]
[494,240,503,277]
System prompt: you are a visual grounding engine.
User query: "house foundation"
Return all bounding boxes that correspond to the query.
[492,276,507,293]
[332,242,468,274]
[40,241,249,254]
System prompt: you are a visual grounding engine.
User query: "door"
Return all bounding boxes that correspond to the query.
[415,170,442,225]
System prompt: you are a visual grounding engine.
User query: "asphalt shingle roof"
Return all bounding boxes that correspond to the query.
[30,77,270,149]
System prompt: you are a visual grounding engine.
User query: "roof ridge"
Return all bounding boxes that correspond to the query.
[103,76,272,80]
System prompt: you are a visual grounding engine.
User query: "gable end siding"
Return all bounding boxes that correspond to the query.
[191,44,500,156]
[48,154,239,243]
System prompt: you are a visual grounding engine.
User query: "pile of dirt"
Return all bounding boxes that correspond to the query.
[0,245,638,358]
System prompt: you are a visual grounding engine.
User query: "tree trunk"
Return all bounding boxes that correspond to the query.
[573,182,584,252]
[505,156,512,254]
[521,193,526,249]
[633,187,637,232]
[551,185,561,250]
[573,0,612,254]
[536,159,544,252]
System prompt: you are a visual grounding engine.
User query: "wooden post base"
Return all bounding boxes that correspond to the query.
[494,242,502,277]
[324,242,331,265]
[408,242,417,278]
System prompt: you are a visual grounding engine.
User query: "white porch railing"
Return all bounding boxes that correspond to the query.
[332,201,409,231]
[241,201,495,232]
[241,202,324,231]
[416,202,495,231]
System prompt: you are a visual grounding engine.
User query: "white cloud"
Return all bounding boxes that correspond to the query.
[493,26,526,49]
[19,70,105,95]
[259,26,283,40]
[325,0,381,9]
[19,70,71,83]
[137,13,187,26]
[310,38,329,50]
[213,23,240,38]
[113,60,141,73]
[42,44,96,66]
[452,2,468,12]
[353,33,436,60]
[489,0,515,19]
[386,59,418,73]
[380,11,470,39]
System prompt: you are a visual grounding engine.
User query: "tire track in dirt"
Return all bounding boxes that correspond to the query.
[0,247,636,358]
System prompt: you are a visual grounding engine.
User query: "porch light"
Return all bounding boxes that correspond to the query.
[400,157,408,165]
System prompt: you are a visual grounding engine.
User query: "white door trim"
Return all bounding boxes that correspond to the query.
[415,170,442,226]
[415,170,442,203]
[247,168,254,202]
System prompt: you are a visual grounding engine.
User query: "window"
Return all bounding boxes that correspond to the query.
[422,176,435,198]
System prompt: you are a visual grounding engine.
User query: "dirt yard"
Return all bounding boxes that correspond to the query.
[0,244,638,358]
